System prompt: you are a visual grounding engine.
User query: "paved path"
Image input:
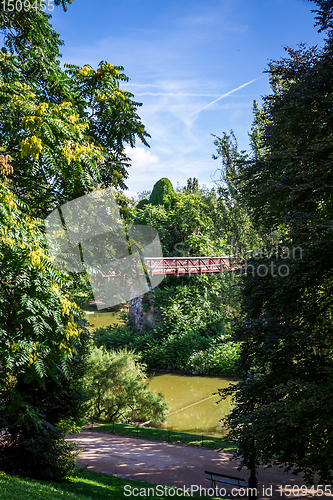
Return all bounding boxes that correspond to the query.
[67,430,331,499]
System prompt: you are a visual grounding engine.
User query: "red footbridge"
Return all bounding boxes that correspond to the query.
[144,256,232,276]
[101,257,233,278]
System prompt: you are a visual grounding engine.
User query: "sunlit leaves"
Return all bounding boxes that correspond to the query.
[0,181,81,384]
[0,19,149,216]
[83,347,168,424]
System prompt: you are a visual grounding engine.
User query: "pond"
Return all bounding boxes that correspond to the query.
[84,311,236,438]
[147,372,236,438]
[84,311,126,329]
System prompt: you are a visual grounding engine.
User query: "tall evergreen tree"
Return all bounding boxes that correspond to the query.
[217,2,333,485]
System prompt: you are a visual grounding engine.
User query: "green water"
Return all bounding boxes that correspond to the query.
[84,311,236,438]
[148,373,236,438]
[84,311,126,329]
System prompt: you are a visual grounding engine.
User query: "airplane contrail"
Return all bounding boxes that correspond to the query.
[188,76,264,117]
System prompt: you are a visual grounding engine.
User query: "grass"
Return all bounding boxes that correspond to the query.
[0,469,221,500]
[90,422,236,452]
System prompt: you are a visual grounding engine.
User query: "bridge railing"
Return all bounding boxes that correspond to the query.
[144,256,232,275]
[100,256,233,278]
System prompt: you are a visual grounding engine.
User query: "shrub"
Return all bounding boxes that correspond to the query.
[0,425,79,481]
[152,332,210,370]
[148,178,175,208]
[185,337,240,375]
[205,339,240,374]
[94,323,136,350]
[83,347,168,424]
[92,323,240,375]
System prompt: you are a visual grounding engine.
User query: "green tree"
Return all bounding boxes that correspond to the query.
[218,8,333,484]
[0,5,149,218]
[212,131,262,256]
[0,0,150,480]
[184,177,199,194]
[110,178,243,374]
[136,198,150,210]
[83,347,168,424]
[135,178,228,257]
[148,177,175,209]
[309,0,333,31]
[0,167,89,480]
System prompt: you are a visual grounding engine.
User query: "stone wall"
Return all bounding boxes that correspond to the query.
[128,292,160,331]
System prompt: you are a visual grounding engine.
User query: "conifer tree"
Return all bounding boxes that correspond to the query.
[217,0,333,484]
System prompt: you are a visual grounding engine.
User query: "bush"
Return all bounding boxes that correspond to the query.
[0,331,90,481]
[148,178,175,208]
[0,426,78,481]
[92,324,239,375]
[83,347,168,424]
[185,337,240,375]
[150,331,210,370]
[206,340,240,374]
[94,323,136,350]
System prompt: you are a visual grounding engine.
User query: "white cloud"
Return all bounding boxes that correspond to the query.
[125,146,159,172]
[124,189,139,200]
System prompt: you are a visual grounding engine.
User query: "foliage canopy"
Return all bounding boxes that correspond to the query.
[0,0,150,480]
[0,5,149,217]
[217,18,333,484]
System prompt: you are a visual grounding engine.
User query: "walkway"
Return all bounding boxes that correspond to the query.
[101,256,233,278]
[144,257,232,276]
[67,430,329,499]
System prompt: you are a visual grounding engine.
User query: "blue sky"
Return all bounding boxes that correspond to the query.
[21,1,331,195]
